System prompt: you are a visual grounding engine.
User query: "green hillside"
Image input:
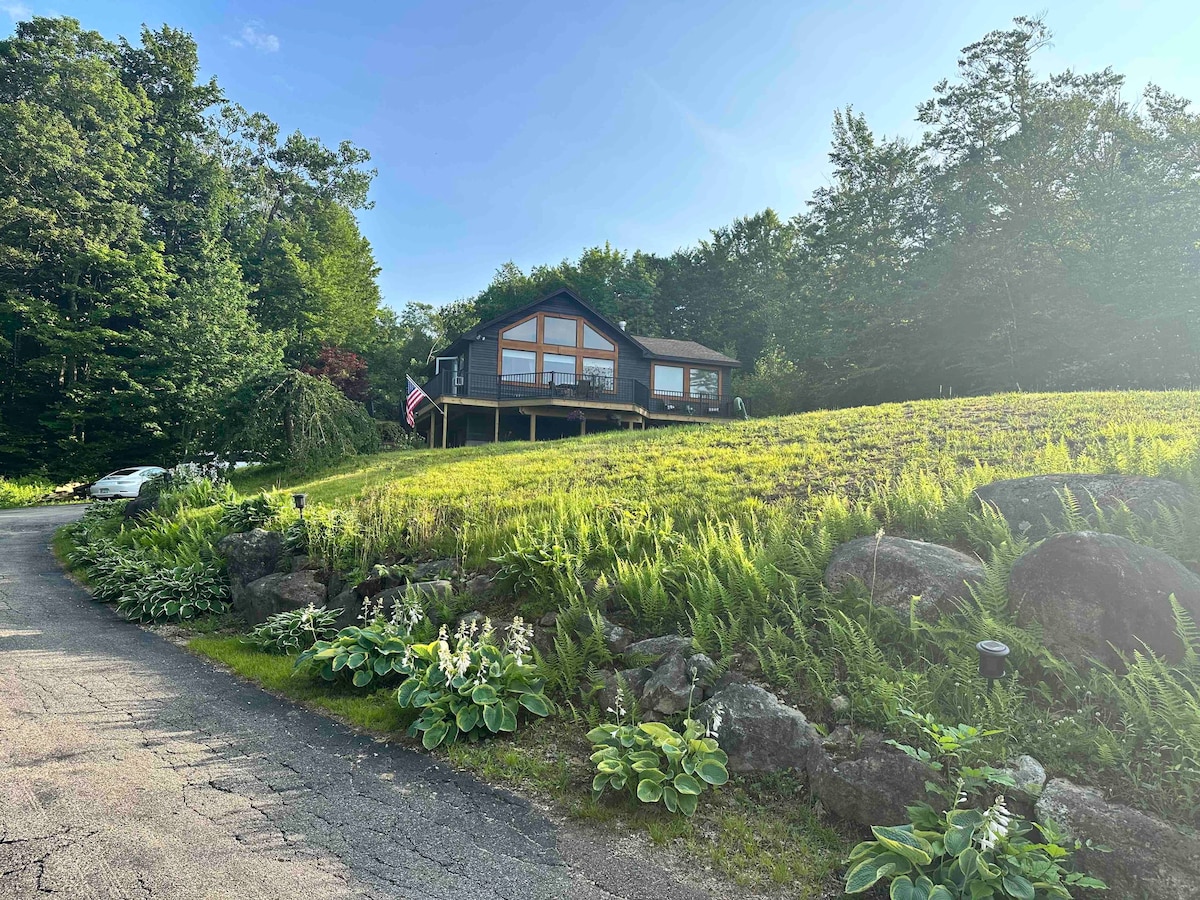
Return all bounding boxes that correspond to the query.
[235,389,1200,563]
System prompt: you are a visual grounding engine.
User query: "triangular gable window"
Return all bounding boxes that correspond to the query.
[501,318,537,342]
[582,323,613,351]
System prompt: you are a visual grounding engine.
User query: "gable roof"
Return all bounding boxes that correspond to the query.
[442,288,739,367]
[632,336,741,367]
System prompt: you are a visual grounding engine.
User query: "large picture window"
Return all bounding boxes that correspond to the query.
[690,368,719,396]
[582,357,615,390]
[542,352,577,384]
[501,348,536,380]
[542,316,578,347]
[582,323,613,350]
[653,365,684,394]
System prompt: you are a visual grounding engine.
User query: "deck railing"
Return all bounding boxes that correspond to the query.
[421,369,747,418]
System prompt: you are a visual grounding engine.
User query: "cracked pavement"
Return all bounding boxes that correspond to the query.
[0,506,709,899]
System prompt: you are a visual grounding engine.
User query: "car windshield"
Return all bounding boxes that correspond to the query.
[106,468,141,477]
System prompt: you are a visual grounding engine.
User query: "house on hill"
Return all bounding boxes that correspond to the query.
[413,288,746,446]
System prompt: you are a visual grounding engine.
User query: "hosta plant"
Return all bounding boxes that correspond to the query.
[293,592,427,687]
[113,559,230,621]
[846,714,1106,899]
[587,693,729,817]
[844,796,1107,898]
[244,604,343,654]
[395,617,552,749]
[219,493,282,532]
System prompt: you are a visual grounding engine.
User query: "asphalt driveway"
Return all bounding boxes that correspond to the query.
[0,505,707,900]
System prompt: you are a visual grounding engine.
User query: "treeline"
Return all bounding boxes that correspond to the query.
[4,15,1199,478]
[0,17,461,477]
[456,17,1200,414]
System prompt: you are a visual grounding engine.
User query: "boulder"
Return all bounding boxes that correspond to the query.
[1008,531,1200,666]
[123,492,159,521]
[464,574,493,597]
[412,558,461,581]
[640,652,692,717]
[238,571,327,625]
[697,682,821,775]
[330,587,361,630]
[824,535,984,620]
[623,634,693,663]
[573,614,633,655]
[997,754,1046,819]
[973,474,1192,539]
[1035,778,1200,899]
[809,729,941,826]
[374,580,454,615]
[217,529,284,606]
[685,653,718,699]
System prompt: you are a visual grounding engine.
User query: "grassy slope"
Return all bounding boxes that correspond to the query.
[235,389,1200,530]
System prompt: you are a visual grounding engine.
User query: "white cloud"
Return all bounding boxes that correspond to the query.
[2,3,32,21]
[227,21,280,53]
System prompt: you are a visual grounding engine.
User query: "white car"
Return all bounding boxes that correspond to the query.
[88,466,166,500]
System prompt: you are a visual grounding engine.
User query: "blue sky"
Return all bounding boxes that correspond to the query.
[5,1,1200,310]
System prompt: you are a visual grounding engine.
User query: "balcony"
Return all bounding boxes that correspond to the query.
[421,370,746,419]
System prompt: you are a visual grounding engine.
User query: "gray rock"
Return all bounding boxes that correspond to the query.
[464,574,493,597]
[997,754,1046,819]
[330,587,362,630]
[123,491,159,521]
[697,682,821,775]
[973,474,1192,539]
[598,667,653,717]
[1008,531,1200,666]
[538,611,558,628]
[809,729,941,826]
[217,529,285,606]
[685,653,717,699]
[1035,778,1200,899]
[289,554,314,573]
[824,535,984,620]
[238,571,327,625]
[375,579,453,610]
[624,634,693,663]
[413,558,460,581]
[641,653,693,717]
[575,614,634,655]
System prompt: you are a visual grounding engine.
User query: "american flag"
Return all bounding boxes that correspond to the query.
[405,375,432,427]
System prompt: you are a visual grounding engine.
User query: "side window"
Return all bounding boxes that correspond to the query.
[501,348,536,379]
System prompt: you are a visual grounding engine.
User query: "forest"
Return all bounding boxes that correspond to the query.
[2,15,1199,478]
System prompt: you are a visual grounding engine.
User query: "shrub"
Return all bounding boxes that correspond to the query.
[244,604,343,654]
[0,475,54,509]
[587,690,729,818]
[395,617,552,749]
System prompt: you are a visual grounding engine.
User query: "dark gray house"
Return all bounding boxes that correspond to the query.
[414,289,746,446]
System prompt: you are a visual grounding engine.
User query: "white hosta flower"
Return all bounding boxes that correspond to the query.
[705,704,724,740]
[979,795,1013,852]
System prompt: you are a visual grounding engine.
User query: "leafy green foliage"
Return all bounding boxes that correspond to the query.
[395,618,551,749]
[0,476,54,509]
[294,590,429,687]
[219,493,283,532]
[243,604,343,655]
[588,717,729,818]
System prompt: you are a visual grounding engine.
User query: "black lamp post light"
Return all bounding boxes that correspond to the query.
[976,639,1011,692]
[292,492,308,521]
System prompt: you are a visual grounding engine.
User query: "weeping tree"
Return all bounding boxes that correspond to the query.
[221,370,379,472]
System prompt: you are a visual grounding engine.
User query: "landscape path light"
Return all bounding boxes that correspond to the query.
[976,639,1010,693]
[292,492,308,522]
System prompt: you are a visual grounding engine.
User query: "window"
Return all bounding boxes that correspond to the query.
[542,352,577,384]
[582,323,613,351]
[689,368,719,396]
[501,318,537,342]
[501,349,536,380]
[543,316,578,347]
[653,365,684,394]
[582,357,614,390]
